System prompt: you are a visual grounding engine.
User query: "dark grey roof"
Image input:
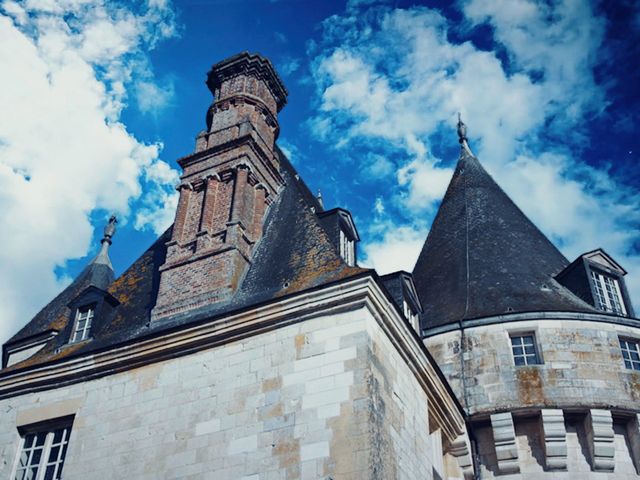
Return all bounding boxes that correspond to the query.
[7,261,114,346]
[413,148,597,330]
[2,150,367,372]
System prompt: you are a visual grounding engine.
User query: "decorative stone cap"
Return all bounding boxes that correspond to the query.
[206,52,288,112]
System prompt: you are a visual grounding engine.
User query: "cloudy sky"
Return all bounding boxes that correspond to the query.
[0,0,638,344]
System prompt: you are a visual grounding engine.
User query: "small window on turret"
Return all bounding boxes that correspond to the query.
[619,338,640,371]
[590,270,627,315]
[71,306,94,343]
[510,334,542,366]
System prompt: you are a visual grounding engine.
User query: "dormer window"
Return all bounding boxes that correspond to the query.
[590,270,626,315]
[339,229,355,266]
[71,306,94,343]
[403,299,419,332]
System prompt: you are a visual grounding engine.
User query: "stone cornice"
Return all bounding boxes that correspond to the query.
[0,276,465,443]
[423,310,640,337]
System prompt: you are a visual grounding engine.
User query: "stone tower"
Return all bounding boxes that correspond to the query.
[152,52,288,320]
[414,125,640,478]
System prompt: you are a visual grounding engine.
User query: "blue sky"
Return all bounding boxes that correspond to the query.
[0,0,638,343]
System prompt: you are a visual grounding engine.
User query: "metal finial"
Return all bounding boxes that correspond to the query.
[92,215,117,269]
[102,215,117,245]
[457,112,467,144]
[456,113,474,157]
[316,189,324,209]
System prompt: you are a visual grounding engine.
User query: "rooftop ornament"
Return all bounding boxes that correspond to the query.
[457,113,475,157]
[92,215,117,268]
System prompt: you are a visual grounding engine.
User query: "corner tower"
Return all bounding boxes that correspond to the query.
[152,52,288,321]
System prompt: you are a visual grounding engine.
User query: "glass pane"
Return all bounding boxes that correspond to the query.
[511,337,523,346]
[512,346,524,356]
[18,450,30,468]
[523,336,534,345]
[24,467,38,480]
[35,433,47,447]
[31,448,42,466]
[53,429,64,443]
[631,351,640,361]
[43,465,56,480]
[624,358,632,369]
[48,446,59,462]
[514,356,525,366]
[524,345,536,355]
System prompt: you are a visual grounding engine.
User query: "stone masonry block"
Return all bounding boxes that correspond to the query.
[585,409,615,471]
[540,409,567,470]
[490,412,520,474]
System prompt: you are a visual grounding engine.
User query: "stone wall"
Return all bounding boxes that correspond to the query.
[0,306,461,479]
[473,413,640,478]
[425,318,640,414]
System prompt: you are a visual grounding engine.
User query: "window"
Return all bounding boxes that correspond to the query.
[510,334,542,366]
[590,270,627,315]
[620,338,640,371]
[403,300,419,333]
[13,423,72,480]
[71,306,94,343]
[339,229,355,266]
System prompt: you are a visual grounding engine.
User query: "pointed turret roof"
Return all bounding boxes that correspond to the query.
[413,147,596,330]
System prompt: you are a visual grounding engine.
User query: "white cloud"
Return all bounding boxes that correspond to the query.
[360,223,426,274]
[310,1,640,309]
[0,0,178,343]
[136,78,175,114]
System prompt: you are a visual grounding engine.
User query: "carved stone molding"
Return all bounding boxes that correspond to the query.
[585,409,615,471]
[490,412,520,474]
[448,434,474,480]
[540,409,567,470]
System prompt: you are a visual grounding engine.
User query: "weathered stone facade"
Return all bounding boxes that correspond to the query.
[425,315,640,477]
[0,283,468,479]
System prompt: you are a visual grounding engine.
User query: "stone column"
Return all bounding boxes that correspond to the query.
[585,409,615,471]
[490,412,520,474]
[540,409,567,470]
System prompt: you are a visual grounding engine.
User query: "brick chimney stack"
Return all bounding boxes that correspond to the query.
[151,52,288,321]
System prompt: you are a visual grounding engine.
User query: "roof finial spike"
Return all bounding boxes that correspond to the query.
[456,112,474,157]
[316,189,324,209]
[92,215,117,269]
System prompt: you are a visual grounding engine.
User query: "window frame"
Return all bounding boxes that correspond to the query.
[589,268,627,316]
[339,229,355,267]
[11,416,74,480]
[619,337,640,371]
[70,304,95,343]
[509,332,543,366]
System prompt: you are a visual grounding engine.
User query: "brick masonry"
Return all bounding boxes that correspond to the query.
[0,307,462,480]
[152,55,286,322]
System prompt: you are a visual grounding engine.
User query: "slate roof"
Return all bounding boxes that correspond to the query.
[2,150,367,371]
[413,148,597,330]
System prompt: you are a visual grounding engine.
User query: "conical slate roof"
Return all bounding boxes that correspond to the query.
[413,148,596,330]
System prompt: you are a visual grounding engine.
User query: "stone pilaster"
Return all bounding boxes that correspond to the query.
[490,412,520,474]
[540,409,567,470]
[585,409,615,471]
